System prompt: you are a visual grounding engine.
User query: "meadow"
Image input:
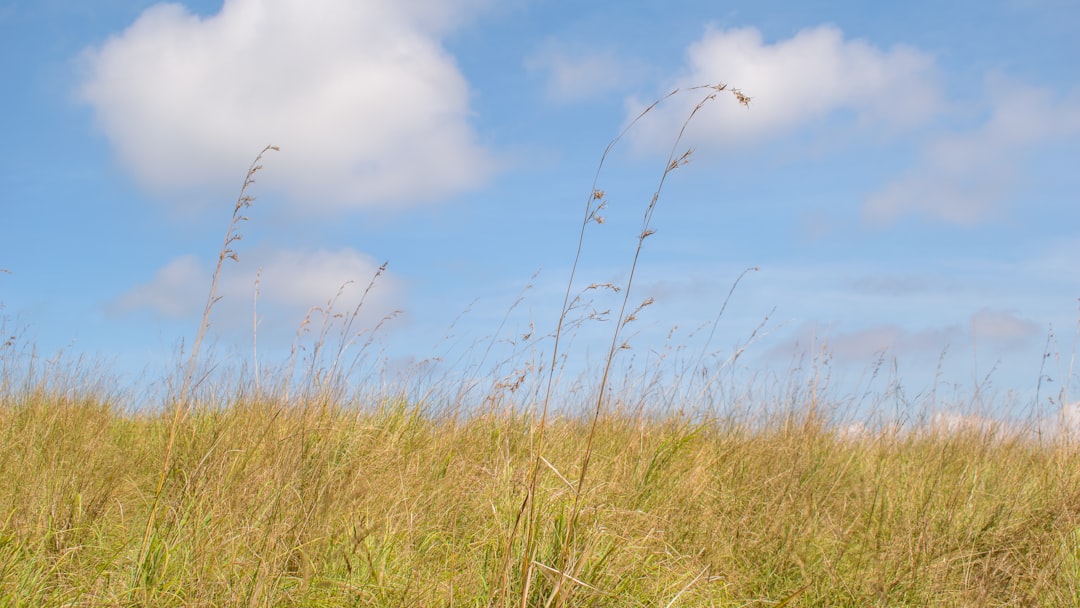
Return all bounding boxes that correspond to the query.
[2,85,1079,607]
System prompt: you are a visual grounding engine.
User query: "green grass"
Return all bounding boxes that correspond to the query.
[1,382,1078,606]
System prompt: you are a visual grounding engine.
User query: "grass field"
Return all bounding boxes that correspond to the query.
[2,377,1079,606]
[3,86,1079,606]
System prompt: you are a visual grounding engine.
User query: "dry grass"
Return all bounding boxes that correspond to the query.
[1,386,1079,606]
[3,85,1079,606]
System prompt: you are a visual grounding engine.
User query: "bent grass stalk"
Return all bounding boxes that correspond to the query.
[504,87,677,608]
[135,145,278,592]
[2,124,1078,605]
[508,83,751,607]
[549,85,747,608]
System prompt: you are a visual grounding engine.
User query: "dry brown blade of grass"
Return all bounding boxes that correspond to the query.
[135,144,278,590]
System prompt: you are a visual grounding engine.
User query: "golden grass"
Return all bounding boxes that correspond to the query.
[1,386,1079,606]
[4,84,1078,606]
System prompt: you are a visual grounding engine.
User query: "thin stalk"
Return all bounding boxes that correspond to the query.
[505,89,681,608]
[134,145,278,591]
[547,85,747,607]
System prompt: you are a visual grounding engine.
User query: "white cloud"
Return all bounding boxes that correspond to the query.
[863,78,1080,225]
[111,247,404,338]
[627,25,943,151]
[78,0,494,213]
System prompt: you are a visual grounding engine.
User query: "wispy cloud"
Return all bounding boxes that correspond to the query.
[863,77,1080,225]
[818,323,963,363]
[78,0,494,213]
[970,308,1042,346]
[627,24,944,151]
[769,309,1040,366]
[847,274,961,297]
[110,255,205,320]
[110,248,404,340]
[525,43,641,102]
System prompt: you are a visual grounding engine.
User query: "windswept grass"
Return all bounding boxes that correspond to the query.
[3,85,1079,606]
[1,386,1079,606]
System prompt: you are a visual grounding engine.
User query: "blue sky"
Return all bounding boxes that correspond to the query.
[2,0,1079,416]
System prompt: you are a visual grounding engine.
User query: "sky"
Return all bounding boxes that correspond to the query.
[1,0,1079,419]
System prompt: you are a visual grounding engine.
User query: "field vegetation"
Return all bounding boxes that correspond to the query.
[1,86,1078,606]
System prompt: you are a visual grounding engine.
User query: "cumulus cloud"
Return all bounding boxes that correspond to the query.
[627,24,943,151]
[111,247,404,338]
[863,78,1080,225]
[78,0,494,213]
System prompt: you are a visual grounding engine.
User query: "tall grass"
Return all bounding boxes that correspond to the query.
[1,386,1079,605]
[518,84,749,608]
[2,87,1079,607]
[135,144,278,602]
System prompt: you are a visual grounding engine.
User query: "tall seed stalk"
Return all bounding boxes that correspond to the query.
[505,83,750,607]
[134,145,278,590]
